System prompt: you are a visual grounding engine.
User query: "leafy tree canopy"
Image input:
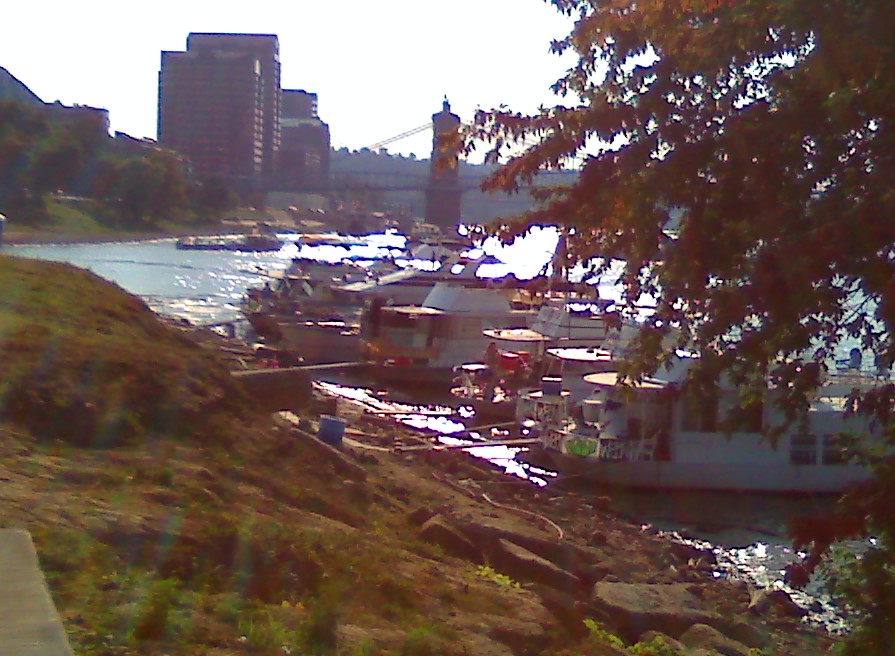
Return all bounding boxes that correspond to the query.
[468,1,894,651]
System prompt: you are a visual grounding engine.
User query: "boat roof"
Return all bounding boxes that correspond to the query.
[421,284,515,314]
[378,284,532,318]
[546,347,614,363]
[336,255,502,294]
[583,371,669,389]
[383,305,445,317]
[483,327,552,343]
[297,233,367,247]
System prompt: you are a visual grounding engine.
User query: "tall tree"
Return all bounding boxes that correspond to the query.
[103,151,188,227]
[469,1,895,651]
[0,101,51,220]
[190,176,239,222]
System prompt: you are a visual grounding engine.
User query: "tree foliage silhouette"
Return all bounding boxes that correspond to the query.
[468,2,895,651]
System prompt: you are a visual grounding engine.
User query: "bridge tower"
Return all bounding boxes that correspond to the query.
[424,98,462,229]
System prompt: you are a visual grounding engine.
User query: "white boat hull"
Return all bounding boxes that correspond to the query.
[525,445,870,494]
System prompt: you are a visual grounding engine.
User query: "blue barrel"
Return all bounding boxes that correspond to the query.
[318,414,346,446]
[540,376,562,396]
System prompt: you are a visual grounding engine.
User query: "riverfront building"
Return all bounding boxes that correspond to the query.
[277,89,331,191]
[157,33,281,191]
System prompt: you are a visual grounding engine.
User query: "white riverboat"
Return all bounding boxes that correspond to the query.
[484,298,624,352]
[242,257,393,364]
[520,358,879,494]
[335,254,525,307]
[359,283,537,387]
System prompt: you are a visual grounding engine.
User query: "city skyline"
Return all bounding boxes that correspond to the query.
[1,0,576,161]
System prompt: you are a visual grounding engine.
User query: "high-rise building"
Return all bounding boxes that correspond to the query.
[277,89,330,191]
[157,33,281,191]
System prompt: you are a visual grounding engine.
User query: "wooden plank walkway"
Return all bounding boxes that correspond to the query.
[0,529,74,656]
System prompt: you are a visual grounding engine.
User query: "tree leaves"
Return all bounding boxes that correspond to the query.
[469,2,895,648]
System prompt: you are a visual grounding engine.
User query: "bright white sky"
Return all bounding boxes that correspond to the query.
[1,0,577,160]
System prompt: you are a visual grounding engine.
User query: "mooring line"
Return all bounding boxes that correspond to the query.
[481,493,564,540]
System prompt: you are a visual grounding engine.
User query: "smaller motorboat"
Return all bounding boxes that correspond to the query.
[176,232,284,252]
[450,353,538,423]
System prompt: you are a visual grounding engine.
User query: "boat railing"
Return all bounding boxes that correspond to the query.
[516,389,569,425]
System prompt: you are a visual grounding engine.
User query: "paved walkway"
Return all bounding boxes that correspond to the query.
[0,529,74,655]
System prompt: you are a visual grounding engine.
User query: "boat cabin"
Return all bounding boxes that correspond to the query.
[360,284,535,370]
[522,357,880,493]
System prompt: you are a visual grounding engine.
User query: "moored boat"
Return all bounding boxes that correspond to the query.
[450,358,537,423]
[176,233,284,252]
[359,283,538,388]
[519,359,879,494]
[334,254,531,307]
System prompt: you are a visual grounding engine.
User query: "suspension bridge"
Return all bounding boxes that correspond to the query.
[318,100,581,227]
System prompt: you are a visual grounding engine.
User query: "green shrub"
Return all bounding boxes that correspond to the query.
[476,565,520,589]
[630,634,684,655]
[300,595,341,652]
[133,578,180,641]
[237,608,301,653]
[583,617,626,650]
[399,627,440,656]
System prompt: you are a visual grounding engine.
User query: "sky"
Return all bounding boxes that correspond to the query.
[1,0,577,160]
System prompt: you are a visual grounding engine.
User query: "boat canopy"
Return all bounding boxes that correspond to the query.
[546,347,614,363]
[582,371,669,389]
[483,327,552,343]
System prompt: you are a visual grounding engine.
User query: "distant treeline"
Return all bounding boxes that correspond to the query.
[0,100,238,227]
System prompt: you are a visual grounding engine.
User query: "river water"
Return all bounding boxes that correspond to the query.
[3,233,853,631]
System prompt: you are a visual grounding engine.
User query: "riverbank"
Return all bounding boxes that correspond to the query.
[0,203,329,246]
[2,222,257,246]
[0,255,839,654]
[2,218,331,247]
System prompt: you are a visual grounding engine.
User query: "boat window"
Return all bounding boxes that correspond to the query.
[790,434,818,465]
[821,434,848,465]
[681,392,719,432]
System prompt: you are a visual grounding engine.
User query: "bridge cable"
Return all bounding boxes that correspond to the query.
[365,122,432,150]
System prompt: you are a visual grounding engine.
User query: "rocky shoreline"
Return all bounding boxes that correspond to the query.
[180,317,840,653]
[275,394,835,655]
[187,313,840,654]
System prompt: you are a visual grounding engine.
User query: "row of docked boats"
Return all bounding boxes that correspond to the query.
[176,223,286,251]
[242,246,541,368]
[241,237,884,495]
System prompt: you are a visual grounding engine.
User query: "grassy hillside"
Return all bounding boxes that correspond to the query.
[0,255,834,656]
[0,254,252,445]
